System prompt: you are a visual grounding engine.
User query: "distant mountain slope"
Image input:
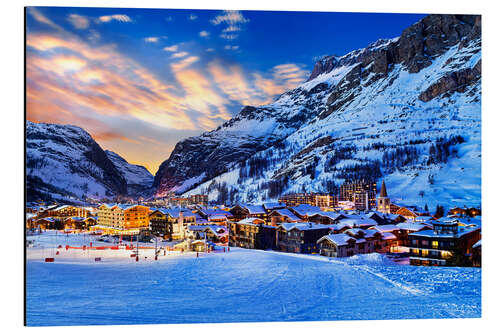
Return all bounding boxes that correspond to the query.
[26,121,128,203]
[26,121,153,203]
[155,14,481,210]
[105,150,153,194]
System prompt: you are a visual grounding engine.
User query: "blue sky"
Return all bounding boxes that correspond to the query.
[26,7,426,173]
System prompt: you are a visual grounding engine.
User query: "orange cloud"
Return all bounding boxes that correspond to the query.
[208,62,267,106]
[25,21,310,172]
[97,14,132,23]
[67,14,89,29]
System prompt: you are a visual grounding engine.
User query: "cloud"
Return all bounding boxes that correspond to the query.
[26,17,309,172]
[165,16,173,22]
[173,69,232,127]
[206,48,215,52]
[87,29,100,42]
[171,51,189,59]
[163,45,178,52]
[211,10,250,41]
[222,25,241,33]
[211,10,249,26]
[224,45,239,50]
[97,14,132,23]
[188,14,198,20]
[252,63,308,98]
[220,33,238,40]
[67,14,89,29]
[27,7,62,30]
[27,33,196,134]
[199,30,210,38]
[170,56,200,72]
[144,37,160,43]
[271,63,309,87]
[208,62,262,106]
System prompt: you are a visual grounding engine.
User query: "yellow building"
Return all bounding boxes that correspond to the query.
[94,204,150,235]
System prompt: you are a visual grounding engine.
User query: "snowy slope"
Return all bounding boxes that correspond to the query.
[173,14,482,211]
[26,121,128,203]
[26,244,480,326]
[105,150,153,194]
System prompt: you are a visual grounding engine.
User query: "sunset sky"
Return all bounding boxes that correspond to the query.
[26,7,425,174]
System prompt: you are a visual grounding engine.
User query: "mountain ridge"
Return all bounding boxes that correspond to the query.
[26,121,152,203]
[154,13,481,210]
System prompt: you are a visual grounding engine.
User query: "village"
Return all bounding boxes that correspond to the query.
[26,180,482,267]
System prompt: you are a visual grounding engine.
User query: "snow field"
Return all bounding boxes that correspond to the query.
[26,234,480,326]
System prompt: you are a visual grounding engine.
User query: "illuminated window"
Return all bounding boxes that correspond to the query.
[432,241,439,249]
[421,249,429,257]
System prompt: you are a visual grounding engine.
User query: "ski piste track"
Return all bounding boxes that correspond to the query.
[26,233,481,326]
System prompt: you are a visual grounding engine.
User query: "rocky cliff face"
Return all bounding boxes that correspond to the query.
[26,121,129,203]
[155,14,481,209]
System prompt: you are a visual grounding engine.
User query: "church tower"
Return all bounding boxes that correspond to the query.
[376,180,391,214]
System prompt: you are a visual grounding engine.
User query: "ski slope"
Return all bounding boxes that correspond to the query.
[26,244,480,326]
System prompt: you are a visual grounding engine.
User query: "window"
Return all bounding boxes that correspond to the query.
[432,241,439,249]
[411,239,418,246]
[421,240,429,246]
[421,249,429,257]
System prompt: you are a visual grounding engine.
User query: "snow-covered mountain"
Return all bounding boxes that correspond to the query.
[105,150,153,195]
[26,121,150,203]
[154,14,481,210]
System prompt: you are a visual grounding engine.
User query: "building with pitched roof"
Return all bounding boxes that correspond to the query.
[94,203,150,235]
[408,219,481,266]
[228,218,276,249]
[276,222,331,253]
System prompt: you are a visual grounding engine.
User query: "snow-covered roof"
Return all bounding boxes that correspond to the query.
[164,209,196,218]
[383,213,404,221]
[370,225,400,233]
[149,207,170,216]
[53,205,70,211]
[36,217,57,223]
[188,225,207,232]
[278,222,330,231]
[330,223,352,231]
[338,217,377,228]
[410,226,480,238]
[396,222,429,232]
[382,232,397,241]
[309,211,346,221]
[208,215,228,221]
[290,204,322,217]
[317,234,356,246]
[205,225,228,236]
[362,229,381,238]
[237,217,265,225]
[415,216,434,222]
[263,202,286,210]
[364,211,383,220]
[245,205,266,215]
[65,217,85,222]
[473,240,481,248]
[272,209,302,221]
[200,209,233,217]
[194,219,211,225]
